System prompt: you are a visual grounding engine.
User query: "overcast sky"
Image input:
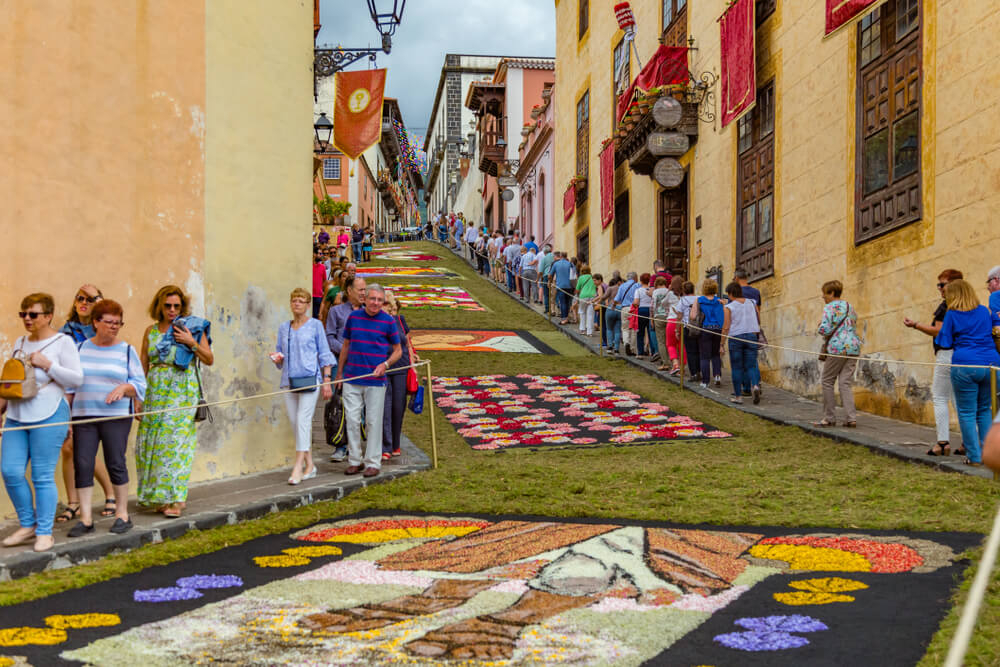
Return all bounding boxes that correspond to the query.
[317,0,555,136]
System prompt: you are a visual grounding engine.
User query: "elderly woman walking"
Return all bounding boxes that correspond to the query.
[136,285,213,518]
[1,293,83,552]
[814,280,862,428]
[935,279,1000,466]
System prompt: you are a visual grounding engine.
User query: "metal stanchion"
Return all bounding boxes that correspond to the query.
[425,360,438,470]
[679,321,685,390]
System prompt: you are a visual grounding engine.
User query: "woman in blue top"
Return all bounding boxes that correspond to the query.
[935,280,1000,466]
[691,280,725,387]
[56,284,116,524]
[272,288,335,485]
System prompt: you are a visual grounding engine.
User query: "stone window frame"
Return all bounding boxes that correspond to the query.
[736,81,775,281]
[854,0,922,245]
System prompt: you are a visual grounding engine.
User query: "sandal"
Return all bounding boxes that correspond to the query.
[811,420,836,428]
[162,504,182,518]
[926,442,951,456]
[56,502,81,523]
[843,421,857,428]
[100,499,116,517]
[954,447,967,456]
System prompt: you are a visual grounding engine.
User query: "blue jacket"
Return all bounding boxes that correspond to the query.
[60,321,95,344]
[154,316,212,369]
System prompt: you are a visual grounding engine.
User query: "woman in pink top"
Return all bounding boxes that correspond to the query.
[336,229,351,258]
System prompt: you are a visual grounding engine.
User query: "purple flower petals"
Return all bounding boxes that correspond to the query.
[714,615,829,651]
[134,587,203,603]
[175,575,244,590]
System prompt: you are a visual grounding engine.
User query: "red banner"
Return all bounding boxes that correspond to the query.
[825,0,887,36]
[599,143,615,229]
[719,0,756,128]
[333,69,387,160]
[563,185,576,222]
[616,45,689,122]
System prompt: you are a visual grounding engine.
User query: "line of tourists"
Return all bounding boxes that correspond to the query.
[449,233,1000,466]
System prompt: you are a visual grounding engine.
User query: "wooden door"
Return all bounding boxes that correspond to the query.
[659,182,688,278]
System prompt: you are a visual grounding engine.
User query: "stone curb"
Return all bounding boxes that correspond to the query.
[0,438,431,581]
[435,239,994,480]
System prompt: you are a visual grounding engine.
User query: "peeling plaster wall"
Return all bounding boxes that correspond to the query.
[0,0,207,516]
[200,0,313,478]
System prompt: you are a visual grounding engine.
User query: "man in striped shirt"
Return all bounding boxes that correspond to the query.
[334,284,401,478]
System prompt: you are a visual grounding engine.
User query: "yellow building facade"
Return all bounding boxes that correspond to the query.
[555,0,1000,424]
[0,0,313,515]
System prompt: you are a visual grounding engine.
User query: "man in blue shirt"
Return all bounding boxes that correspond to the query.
[551,252,573,322]
[503,237,522,293]
[523,235,539,253]
[453,215,464,251]
[335,284,401,478]
[988,266,1000,317]
[537,245,555,314]
[614,272,639,356]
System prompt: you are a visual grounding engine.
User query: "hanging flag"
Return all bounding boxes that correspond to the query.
[563,185,576,222]
[333,68,387,160]
[616,45,689,122]
[825,0,888,37]
[599,142,615,229]
[719,0,756,128]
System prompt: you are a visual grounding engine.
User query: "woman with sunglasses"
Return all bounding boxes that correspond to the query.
[136,285,213,518]
[1,293,83,552]
[56,284,115,525]
[66,299,145,537]
[903,269,964,456]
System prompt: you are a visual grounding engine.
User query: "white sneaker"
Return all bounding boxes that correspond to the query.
[330,447,347,462]
[714,376,722,387]
[699,382,708,389]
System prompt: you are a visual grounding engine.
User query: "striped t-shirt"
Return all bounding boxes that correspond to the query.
[71,340,147,417]
[342,309,400,386]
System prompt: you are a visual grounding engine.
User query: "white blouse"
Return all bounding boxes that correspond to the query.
[6,334,83,423]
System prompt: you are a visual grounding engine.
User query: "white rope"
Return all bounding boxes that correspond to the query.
[944,499,1000,667]
[0,361,430,434]
[448,238,1000,372]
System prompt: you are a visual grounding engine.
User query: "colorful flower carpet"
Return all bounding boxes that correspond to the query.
[375,250,442,261]
[384,284,486,311]
[434,374,732,450]
[0,512,977,666]
[410,329,557,354]
[356,266,462,279]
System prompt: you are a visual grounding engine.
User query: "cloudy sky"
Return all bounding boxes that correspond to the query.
[317,0,555,135]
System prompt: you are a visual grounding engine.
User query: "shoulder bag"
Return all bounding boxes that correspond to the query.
[287,321,317,393]
[818,305,850,363]
[0,335,63,400]
[193,360,212,423]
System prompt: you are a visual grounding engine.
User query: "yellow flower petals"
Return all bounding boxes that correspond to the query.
[0,627,67,646]
[45,613,121,630]
[0,656,14,666]
[254,555,311,568]
[749,544,872,572]
[282,546,343,557]
[774,577,870,605]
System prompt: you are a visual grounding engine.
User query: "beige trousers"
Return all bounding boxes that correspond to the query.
[821,355,857,423]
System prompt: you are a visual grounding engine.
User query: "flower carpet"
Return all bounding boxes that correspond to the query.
[375,250,442,261]
[433,374,733,450]
[356,266,462,279]
[410,329,557,354]
[383,284,486,311]
[0,512,977,666]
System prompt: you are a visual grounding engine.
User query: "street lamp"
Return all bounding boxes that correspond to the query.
[314,113,333,153]
[315,0,407,77]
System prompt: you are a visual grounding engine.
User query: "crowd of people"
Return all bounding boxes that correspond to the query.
[433,218,1000,467]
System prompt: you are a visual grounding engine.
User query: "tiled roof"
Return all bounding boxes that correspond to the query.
[501,57,555,70]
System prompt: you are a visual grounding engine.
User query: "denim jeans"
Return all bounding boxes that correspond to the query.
[543,280,551,313]
[351,241,363,262]
[728,333,761,396]
[556,290,571,320]
[951,366,994,463]
[1,399,70,536]
[605,308,622,351]
[636,307,658,356]
[382,369,407,454]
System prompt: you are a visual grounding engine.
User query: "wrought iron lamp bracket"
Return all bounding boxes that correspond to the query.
[685,71,718,125]
[314,47,382,78]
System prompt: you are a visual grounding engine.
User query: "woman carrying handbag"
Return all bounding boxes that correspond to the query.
[813,280,862,428]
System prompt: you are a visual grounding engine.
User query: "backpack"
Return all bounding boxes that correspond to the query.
[324,387,366,447]
[0,335,62,400]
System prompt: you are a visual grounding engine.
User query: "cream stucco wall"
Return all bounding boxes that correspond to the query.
[0,0,312,517]
[556,0,1000,424]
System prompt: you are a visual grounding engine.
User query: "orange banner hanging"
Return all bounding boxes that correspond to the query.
[333,69,387,160]
[719,0,756,128]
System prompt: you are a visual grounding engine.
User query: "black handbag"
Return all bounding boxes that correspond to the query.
[193,361,212,423]
[324,387,366,447]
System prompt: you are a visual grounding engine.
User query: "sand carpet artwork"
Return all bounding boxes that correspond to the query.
[374,250,443,261]
[355,266,462,279]
[0,512,977,666]
[433,374,733,450]
[410,329,557,354]
[384,284,486,311]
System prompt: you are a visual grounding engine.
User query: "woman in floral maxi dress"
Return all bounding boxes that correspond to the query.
[136,286,213,518]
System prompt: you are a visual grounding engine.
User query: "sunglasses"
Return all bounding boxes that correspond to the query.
[936,282,947,289]
[164,303,182,310]
[19,311,49,320]
[76,294,100,304]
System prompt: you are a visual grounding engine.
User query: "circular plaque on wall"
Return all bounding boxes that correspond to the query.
[652,97,683,128]
[653,158,684,188]
[501,188,515,201]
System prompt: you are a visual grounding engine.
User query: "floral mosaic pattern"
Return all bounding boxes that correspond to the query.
[410,329,554,354]
[382,284,486,311]
[356,266,461,279]
[375,250,442,261]
[433,374,732,450]
[56,514,969,666]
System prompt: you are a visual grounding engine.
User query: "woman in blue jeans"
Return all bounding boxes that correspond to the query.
[691,280,725,386]
[1,293,83,552]
[722,282,762,404]
[935,279,1000,466]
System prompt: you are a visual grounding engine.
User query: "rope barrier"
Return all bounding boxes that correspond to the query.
[0,361,432,435]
